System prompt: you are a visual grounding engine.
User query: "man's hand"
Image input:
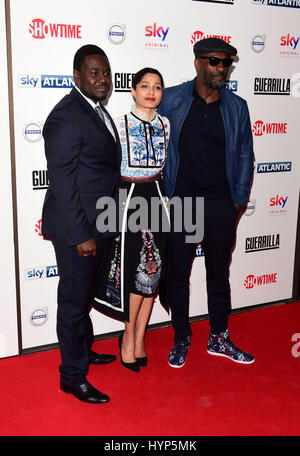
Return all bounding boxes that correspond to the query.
[234,202,244,213]
[77,238,97,257]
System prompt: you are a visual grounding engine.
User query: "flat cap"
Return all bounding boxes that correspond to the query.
[193,37,237,57]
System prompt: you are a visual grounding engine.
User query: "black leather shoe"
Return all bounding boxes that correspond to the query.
[89,350,117,365]
[60,381,110,404]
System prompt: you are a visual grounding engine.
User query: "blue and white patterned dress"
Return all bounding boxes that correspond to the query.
[94,105,170,322]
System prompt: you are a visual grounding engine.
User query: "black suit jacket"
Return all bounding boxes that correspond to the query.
[42,88,121,246]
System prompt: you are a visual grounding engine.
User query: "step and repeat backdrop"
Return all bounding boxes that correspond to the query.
[1,0,300,356]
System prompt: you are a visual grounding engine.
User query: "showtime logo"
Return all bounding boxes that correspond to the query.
[252,120,287,135]
[191,30,232,46]
[29,18,82,39]
[244,273,277,289]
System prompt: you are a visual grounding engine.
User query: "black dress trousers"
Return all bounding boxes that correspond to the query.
[167,197,238,342]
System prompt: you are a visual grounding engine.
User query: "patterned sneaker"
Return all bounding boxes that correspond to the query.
[168,336,191,368]
[207,330,255,364]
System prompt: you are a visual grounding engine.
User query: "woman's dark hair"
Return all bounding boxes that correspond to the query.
[132,67,164,89]
[73,44,108,71]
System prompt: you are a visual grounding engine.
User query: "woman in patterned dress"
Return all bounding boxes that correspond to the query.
[94,68,170,372]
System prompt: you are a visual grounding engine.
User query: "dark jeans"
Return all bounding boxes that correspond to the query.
[167,198,238,342]
[52,237,113,386]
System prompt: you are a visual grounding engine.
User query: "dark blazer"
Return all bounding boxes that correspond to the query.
[42,88,121,246]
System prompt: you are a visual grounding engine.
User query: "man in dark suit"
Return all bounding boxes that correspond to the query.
[42,45,121,404]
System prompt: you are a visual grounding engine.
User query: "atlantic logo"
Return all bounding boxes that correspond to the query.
[251,0,300,9]
[245,234,280,253]
[32,170,49,190]
[252,120,287,135]
[224,80,238,91]
[114,72,135,92]
[191,30,232,46]
[244,273,278,289]
[29,18,82,39]
[254,77,290,95]
[18,74,74,88]
[256,162,292,173]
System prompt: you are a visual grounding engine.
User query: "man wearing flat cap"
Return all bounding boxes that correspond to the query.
[158,37,255,367]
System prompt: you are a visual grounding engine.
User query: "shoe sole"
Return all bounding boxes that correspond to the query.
[207,349,255,364]
[168,360,186,368]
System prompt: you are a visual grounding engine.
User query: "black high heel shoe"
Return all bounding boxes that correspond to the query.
[136,356,148,367]
[118,333,140,373]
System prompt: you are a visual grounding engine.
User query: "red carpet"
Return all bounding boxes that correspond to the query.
[0,301,300,436]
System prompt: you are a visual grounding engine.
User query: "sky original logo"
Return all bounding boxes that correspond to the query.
[29,18,82,39]
[25,265,59,280]
[245,234,280,253]
[269,195,288,215]
[252,120,287,135]
[280,33,300,56]
[145,23,169,50]
[191,30,232,46]
[244,273,277,289]
[256,162,292,173]
[18,74,74,88]
[254,77,290,95]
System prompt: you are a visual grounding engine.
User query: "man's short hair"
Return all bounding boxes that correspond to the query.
[73,45,108,71]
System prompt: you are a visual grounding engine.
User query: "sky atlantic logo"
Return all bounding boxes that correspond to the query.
[252,120,287,135]
[25,265,59,280]
[251,0,300,8]
[18,74,74,88]
[191,30,232,46]
[245,234,280,253]
[29,18,82,39]
[244,273,278,289]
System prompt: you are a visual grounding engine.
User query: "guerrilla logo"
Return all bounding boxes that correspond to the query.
[191,30,232,46]
[244,273,278,289]
[245,234,280,253]
[254,77,290,95]
[108,24,126,45]
[252,120,287,135]
[256,162,292,173]
[32,170,49,190]
[114,73,135,92]
[29,18,82,39]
